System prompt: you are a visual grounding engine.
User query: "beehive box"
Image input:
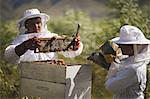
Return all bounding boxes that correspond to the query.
[19,62,92,99]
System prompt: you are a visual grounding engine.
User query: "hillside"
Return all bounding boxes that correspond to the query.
[1,0,149,21]
[1,0,109,21]
[48,0,109,18]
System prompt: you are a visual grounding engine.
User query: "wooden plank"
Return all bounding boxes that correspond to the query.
[19,62,66,83]
[20,78,91,99]
[65,64,92,99]
[19,63,91,83]
[20,78,65,99]
[66,64,92,83]
[65,81,92,99]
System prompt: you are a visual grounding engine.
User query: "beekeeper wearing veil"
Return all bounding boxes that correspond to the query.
[4,9,83,64]
[105,25,150,99]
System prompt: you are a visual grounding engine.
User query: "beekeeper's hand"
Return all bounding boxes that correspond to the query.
[15,37,41,56]
[116,48,122,57]
[73,35,81,50]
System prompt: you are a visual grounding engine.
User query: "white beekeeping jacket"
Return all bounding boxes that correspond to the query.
[4,32,83,64]
[105,45,150,99]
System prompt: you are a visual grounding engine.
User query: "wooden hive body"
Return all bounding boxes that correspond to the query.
[19,62,92,99]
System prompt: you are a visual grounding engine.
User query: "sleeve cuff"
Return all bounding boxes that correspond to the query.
[4,45,20,64]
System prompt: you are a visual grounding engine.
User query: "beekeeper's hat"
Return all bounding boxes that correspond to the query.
[112,25,150,44]
[18,8,49,24]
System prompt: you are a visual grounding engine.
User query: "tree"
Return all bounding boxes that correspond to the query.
[0,21,19,98]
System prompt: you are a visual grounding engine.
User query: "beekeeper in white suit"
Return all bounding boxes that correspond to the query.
[105,25,150,99]
[4,9,83,64]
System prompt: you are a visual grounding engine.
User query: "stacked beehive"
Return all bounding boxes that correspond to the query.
[19,62,91,99]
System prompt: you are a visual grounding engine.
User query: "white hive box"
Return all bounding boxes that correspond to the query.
[19,62,92,99]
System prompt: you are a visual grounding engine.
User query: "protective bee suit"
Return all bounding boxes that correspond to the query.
[4,9,83,64]
[105,25,150,99]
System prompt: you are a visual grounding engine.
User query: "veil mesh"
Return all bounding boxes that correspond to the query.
[17,16,49,35]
